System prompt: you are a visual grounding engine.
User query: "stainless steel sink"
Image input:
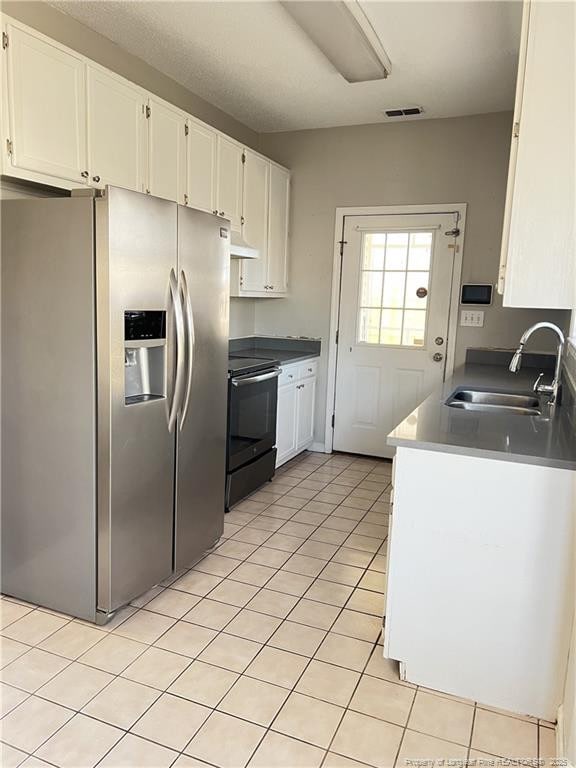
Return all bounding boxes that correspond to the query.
[445,389,542,416]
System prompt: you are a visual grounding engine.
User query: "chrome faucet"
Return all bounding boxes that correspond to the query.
[509,322,565,405]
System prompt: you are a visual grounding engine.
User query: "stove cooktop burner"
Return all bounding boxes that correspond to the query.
[227,356,280,376]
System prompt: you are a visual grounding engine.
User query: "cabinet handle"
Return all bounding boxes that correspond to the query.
[92,175,101,183]
[219,211,225,216]
[288,374,293,379]
[269,285,274,290]
[212,209,218,215]
[81,170,89,178]
[308,368,313,372]
[241,215,245,226]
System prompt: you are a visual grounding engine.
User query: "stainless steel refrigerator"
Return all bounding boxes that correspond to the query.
[1,186,230,623]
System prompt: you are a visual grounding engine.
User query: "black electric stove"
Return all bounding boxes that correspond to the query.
[226,355,281,510]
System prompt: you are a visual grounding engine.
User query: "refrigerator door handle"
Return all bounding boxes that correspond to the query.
[167,268,186,432]
[179,269,195,430]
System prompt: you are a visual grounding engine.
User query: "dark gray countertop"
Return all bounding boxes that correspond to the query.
[387,364,576,470]
[234,348,319,365]
[229,336,321,365]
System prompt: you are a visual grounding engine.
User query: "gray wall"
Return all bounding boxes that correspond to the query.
[229,298,255,339]
[2,1,258,148]
[258,112,569,443]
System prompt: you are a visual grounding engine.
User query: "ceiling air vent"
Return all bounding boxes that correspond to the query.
[384,106,424,118]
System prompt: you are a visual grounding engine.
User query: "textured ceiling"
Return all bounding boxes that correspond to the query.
[51,0,522,132]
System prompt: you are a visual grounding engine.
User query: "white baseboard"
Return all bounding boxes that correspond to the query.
[311,442,329,453]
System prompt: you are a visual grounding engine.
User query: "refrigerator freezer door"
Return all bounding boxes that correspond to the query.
[1,197,98,621]
[175,207,230,570]
[96,187,177,614]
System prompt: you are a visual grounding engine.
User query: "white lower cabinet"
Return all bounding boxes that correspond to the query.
[275,359,317,468]
[384,446,574,720]
[276,382,298,466]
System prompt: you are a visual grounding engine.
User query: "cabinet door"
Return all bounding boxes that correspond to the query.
[500,0,575,308]
[186,118,217,213]
[6,24,87,183]
[267,164,290,294]
[296,378,316,451]
[147,97,187,203]
[216,135,243,232]
[87,66,146,192]
[240,152,270,292]
[276,382,297,466]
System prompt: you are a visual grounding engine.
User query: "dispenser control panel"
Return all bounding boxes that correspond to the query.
[124,310,166,341]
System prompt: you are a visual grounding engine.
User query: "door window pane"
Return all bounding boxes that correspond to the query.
[356,231,434,347]
[358,308,381,344]
[363,234,385,270]
[360,271,383,307]
[405,272,430,309]
[385,232,409,270]
[382,272,406,308]
[402,310,426,346]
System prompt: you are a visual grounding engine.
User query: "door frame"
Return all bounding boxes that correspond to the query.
[324,203,467,454]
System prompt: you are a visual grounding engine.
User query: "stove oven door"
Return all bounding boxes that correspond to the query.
[228,368,280,471]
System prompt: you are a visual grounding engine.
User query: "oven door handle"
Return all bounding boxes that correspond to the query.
[231,369,281,387]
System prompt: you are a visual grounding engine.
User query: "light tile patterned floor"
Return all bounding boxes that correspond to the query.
[0,452,556,768]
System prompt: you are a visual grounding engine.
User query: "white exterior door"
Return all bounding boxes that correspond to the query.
[216,136,243,232]
[6,24,87,184]
[87,66,146,192]
[186,118,217,213]
[333,213,457,458]
[147,97,186,203]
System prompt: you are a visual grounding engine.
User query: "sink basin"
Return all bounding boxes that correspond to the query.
[445,389,542,416]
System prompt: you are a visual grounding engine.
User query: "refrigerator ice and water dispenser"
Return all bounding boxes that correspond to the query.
[124,310,166,405]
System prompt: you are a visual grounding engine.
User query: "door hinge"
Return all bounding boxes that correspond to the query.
[331,414,335,429]
[6,138,13,156]
[2,32,9,49]
[242,151,246,164]
[338,240,347,256]
[145,105,151,119]
[184,123,189,137]
[513,121,520,138]
[335,329,339,344]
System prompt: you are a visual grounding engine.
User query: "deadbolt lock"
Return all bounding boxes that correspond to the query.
[433,352,444,362]
[435,336,444,346]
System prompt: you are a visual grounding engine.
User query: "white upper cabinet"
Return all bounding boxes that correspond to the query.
[5,23,87,184]
[216,135,243,231]
[87,66,146,192]
[240,151,270,292]
[186,118,217,214]
[498,0,575,309]
[237,161,289,296]
[147,96,187,204]
[267,163,290,294]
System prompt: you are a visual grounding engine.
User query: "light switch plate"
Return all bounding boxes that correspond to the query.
[460,310,484,327]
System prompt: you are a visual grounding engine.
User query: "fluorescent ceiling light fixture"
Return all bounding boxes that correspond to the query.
[281,0,391,83]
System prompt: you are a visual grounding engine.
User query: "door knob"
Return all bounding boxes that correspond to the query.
[433,352,444,362]
[435,337,444,346]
